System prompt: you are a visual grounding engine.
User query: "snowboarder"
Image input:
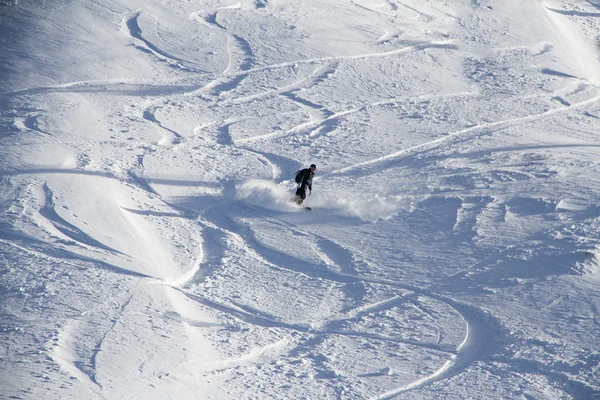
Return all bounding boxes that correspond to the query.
[293,164,316,205]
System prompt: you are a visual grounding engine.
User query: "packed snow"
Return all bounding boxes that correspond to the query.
[1,0,600,399]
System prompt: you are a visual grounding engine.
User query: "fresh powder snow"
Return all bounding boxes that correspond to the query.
[1,0,600,399]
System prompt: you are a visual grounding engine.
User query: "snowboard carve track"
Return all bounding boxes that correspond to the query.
[236,90,476,144]
[176,205,502,398]
[142,108,183,145]
[223,61,338,105]
[351,0,395,17]
[50,293,135,398]
[545,7,600,17]
[230,39,457,77]
[87,294,135,388]
[51,320,104,398]
[0,80,208,98]
[7,162,501,398]
[207,337,294,372]
[39,183,125,255]
[2,40,451,99]
[165,204,471,359]
[332,87,600,176]
[6,1,600,398]
[310,229,502,397]
[392,1,435,22]
[180,254,494,398]
[368,297,498,399]
[125,12,201,71]
[191,11,255,73]
[180,288,457,356]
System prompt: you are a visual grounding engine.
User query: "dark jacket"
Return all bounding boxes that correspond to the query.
[296,168,314,191]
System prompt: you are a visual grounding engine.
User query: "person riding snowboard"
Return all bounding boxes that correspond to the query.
[293,164,316,205]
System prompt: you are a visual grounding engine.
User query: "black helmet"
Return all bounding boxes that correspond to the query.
[310,164,316,169]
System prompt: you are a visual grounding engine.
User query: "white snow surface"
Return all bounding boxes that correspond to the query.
[1,0,600,399]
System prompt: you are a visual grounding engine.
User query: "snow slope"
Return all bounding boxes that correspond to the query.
[1,0,600,398]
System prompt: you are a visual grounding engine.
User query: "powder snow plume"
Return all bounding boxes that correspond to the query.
[236,180,301,212]
[236,179,411,221]
[309,190,412,222]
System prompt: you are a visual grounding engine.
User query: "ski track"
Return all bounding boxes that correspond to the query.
[167,203,503,397]
[206,337,294,372]
[222,61,338,105]
[139,193,489,397]
[545,7,600,17]
[174,36,454,103]
[125,12,203,72]
[0,37,450,105]
[51,293,136,399]
[351,0,395,17]
[7,2,598,398]
[0,38,453,115]
[331,86,600,176]
[236,90,476,144]
[190,10,255,73]
[391,1,435,22]
[181,254,495,398]
[244,150,288,180]
[98,169,507,398]
[0,80,211,98]
[142,107,183,145]
[50,319,105,399]
[39,183,124,254]
[4,68,502,400]
[88,294,135,388]
[179,287,459,356]
[247,39,457,74]
[0,200,151,280]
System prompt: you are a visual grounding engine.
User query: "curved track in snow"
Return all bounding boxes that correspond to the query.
[3,0,600,399]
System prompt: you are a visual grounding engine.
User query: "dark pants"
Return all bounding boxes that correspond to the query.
[294,185,307,204]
